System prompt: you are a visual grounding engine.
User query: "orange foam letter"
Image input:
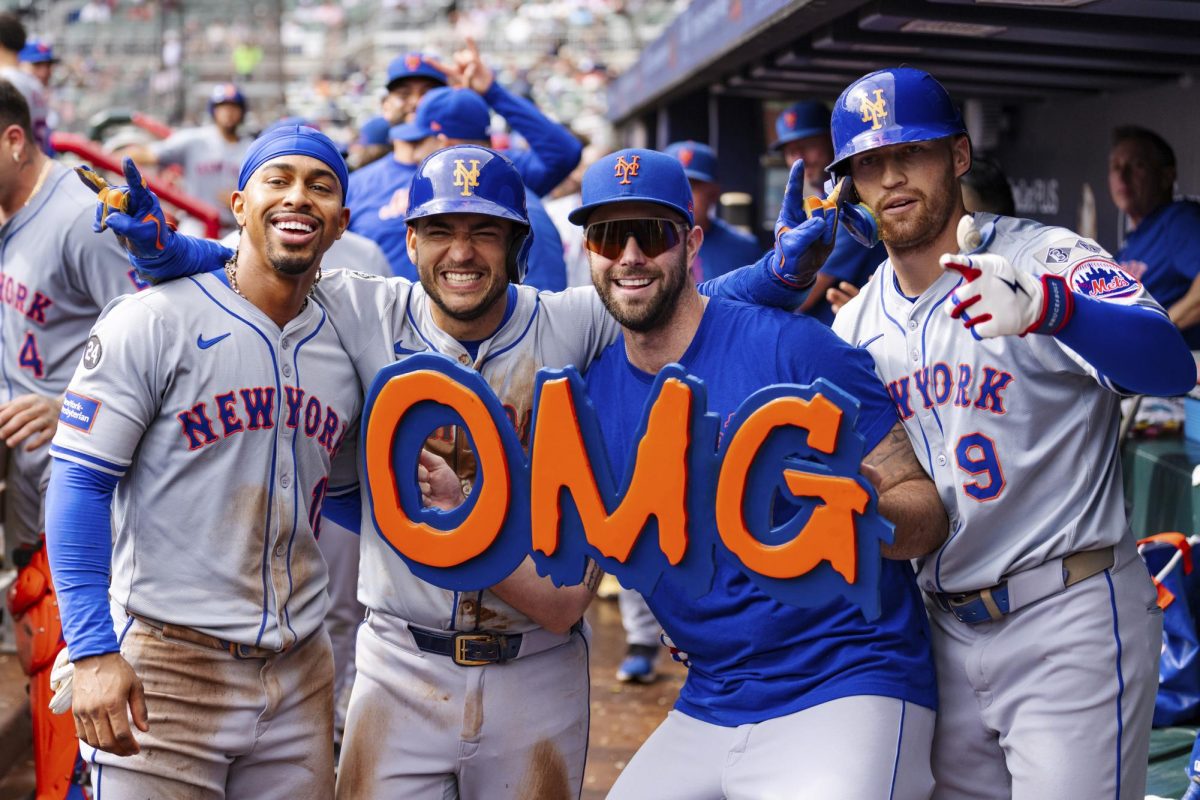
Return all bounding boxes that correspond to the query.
[364,369,510,568]
[715,394,867,581]
[530,377,691,565]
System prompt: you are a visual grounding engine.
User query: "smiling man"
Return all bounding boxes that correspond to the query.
[45,125,362,799]
[575,148,947,799]
[829,68,1194,798]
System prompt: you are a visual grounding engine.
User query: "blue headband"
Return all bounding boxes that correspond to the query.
[237,124,349,200]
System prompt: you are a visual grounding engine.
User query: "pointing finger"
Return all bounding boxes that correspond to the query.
[940,254,982,282]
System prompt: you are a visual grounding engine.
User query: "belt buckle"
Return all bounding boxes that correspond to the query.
[453,633,499,667]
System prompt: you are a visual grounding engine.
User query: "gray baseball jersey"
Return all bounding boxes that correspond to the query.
[1,161,142,549]
[50,270,362,649]
[153,126,250,230]
[315,273,618,631]
[832,212,1163,594]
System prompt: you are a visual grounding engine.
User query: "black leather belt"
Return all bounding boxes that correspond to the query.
[409,627,522,666]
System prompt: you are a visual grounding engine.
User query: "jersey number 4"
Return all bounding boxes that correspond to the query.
[18,333,44,378]
[954,433,1005,502]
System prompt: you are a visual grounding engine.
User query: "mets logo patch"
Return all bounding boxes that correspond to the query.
[1069,258,1141,302]
[614,155,640,185]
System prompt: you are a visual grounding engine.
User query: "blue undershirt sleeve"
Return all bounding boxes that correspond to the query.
[698,251,810,310]
[1056,294,1195,396]
[131,236,232,284]
[484,81,582,197]
[45,459,121,660]
[322,487,362,535]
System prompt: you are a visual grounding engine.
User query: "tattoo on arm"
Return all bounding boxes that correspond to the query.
[862,422,928,493]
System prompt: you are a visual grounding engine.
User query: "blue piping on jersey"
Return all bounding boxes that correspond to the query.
[188,275,283,648]
[924,279,964,594]
[479,299,541,369]
[1105,570,1125,800]
[877,267,935,472]
[48,443,128,476]
[280,304,328,643]
[394,344,427,356]
[406,300,443,355]
[450,590,461,629]
[888,700,906,800]
[0,169,72,402]
[859,333,884,349]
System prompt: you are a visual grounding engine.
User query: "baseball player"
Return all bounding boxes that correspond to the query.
[125,83,251,235]
[663,140,761,282]
[348,40,580,284]
[772,100,887,324]
[0,13,50,155]
[829,67,1195,798]
[574,148,947,798]
[45,125,362,798]
[0,79,142,800]
[94,143,834,798]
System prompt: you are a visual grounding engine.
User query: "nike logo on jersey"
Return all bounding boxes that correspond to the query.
[197,333,231,349]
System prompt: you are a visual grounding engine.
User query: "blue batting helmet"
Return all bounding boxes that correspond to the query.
[406,145,533,283]
[207,83,246,117]
[827,67,966,176]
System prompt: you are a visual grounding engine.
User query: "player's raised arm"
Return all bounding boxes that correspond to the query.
[76,158,233,282]
[862,422,948,559]
[941,215,1194,396]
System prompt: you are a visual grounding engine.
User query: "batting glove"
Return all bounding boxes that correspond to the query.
[765,159,839,289]
[824,175,880,249]
[48,646,74,715]
[75,157,174,262]
[942,216,1073,338]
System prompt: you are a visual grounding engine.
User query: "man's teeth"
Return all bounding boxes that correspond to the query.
[616,277,652,288]
[445,271,482,284]
[275,220,315,233]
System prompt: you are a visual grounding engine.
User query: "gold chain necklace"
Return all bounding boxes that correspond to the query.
[224,256,321,313]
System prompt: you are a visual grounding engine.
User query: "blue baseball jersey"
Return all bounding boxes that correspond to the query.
[345,156,418,275]
[1115,200,1200,347]
[584,297,936,726]
[692,217,762,282]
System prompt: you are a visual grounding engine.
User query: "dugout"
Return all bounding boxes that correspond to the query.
[607,0,1200,253]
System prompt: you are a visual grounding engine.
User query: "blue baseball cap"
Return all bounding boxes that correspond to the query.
[568,148,694,226]
[386,52,448,90]
[390,87,490,144]
[664,140,718,183]
[771,101,831,151]
[357,115,391,146]
[18,40,56,64]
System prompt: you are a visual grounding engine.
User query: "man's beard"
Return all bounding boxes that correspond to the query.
[420,260,508,323]
[876,169,959,255]
[594,249,690,334]
[265,238,320,277]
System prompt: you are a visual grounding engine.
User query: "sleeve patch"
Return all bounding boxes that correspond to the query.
[1068,258,1141,302]
[60,391,102,433]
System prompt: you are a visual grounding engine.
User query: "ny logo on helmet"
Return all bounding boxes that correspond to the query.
[858,89,888,131]
[614,155,640,185]
[453,159,482,197]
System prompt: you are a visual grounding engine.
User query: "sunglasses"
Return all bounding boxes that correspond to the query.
[583,218,687,259]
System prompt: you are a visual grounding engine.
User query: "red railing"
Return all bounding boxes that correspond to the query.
[49,132,223,239]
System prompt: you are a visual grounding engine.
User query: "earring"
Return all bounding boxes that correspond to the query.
[10,152,17,163]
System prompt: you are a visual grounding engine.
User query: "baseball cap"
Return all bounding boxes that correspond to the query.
[771,101,831,151]
[386,52,448,90]
[664,140,718,183]
[358,115,391,146]
[568,148,694,227]
[390,87,490,144]
[18,40,56,64]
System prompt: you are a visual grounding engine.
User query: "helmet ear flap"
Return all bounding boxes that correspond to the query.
[506,225,533,284]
